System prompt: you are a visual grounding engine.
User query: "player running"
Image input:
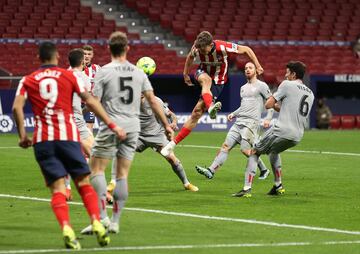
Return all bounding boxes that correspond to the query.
[232,61,314,197]
[80,32,173,235]
[161,31,264,157]
[106,95,199,201]
[12,42,126,249]
[195,62,272,180]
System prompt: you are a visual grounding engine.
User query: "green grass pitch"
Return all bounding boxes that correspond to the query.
[0,131,360,253]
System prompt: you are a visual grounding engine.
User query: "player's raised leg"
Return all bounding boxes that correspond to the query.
[161,100,206,157]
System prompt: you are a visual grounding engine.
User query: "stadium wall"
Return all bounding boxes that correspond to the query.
[1,74,360,133]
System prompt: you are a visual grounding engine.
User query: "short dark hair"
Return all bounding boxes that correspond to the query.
[194,31,213,49]
[82,45,93,51]
[68,48,84,68]
[38,41,57,62]
[286,61,306,79]
[108,31,128,57]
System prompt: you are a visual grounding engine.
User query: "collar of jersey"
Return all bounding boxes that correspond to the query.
[39,64,57,69]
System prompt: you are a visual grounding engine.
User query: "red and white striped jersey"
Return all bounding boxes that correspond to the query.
[191,40,238,85]
[16,65,86,144]
[83,63,100,90]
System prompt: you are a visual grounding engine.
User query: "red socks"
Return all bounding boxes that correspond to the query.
[51,192,70,229]
[202,93,213,110]
[79,184,100,221]
[174,127,191,144]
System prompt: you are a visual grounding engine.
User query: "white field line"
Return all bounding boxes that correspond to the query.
[1,241,360,254]
[1,194,360,236]
[179,144,360,157]
[1,145,360,157]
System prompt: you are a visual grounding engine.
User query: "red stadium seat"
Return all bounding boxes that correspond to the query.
[341,115,355,129]
[356,116,360,128]
[330,116,341,129]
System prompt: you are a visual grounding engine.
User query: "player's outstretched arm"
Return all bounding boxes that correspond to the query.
[143,90,174,139]
[12,95,32,148]
[80,92,126,140]
[183,51,195,86]
[237,45,264,75]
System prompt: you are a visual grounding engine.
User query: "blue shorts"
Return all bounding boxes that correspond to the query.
[33,141,90,186]
[195,69,225,101]
[84,111,95,123]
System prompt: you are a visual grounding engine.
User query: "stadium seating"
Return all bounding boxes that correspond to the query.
[330,115,341,129]
[0,0,186,76]
[0,0,360,78]
[122,0,360,78]
[340,115,356,129]
[356,116,360,128]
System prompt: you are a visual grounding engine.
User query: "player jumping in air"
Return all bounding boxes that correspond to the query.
[161,31,264,157]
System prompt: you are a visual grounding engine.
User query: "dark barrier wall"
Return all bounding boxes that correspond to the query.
[2,74,360,129]
[148,74,245,112]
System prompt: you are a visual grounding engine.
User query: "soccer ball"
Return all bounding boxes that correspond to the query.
[136,57,156,76]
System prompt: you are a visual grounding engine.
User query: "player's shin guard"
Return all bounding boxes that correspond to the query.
[51,192,70,229]
[269,153,282,186]
[111,178,128,224]
[257,157,267,171]
[244,155,258,190]
[209,149,228,173]
[79,184,100,222]
[171,160,189,185]
[90,173,108,220]
[174,127,191,144]
[202,93,213,110]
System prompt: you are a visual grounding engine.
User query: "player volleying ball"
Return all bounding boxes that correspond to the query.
[106,95,199,202]
[161,31,264,157]
[12,42,125,249]
[232,61,314,198]
[196,62,272,180]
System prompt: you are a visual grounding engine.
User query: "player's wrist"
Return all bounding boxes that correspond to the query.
[108,122,117,130]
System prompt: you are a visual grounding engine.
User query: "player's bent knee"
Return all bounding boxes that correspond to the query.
[221,143,230,152]
[241,149,252,157]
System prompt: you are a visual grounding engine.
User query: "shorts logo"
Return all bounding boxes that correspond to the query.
[0,114,14,133]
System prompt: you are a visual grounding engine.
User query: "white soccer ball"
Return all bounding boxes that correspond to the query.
[136,56,156,76]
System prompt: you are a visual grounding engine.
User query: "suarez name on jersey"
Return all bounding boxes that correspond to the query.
[16,66,86,144]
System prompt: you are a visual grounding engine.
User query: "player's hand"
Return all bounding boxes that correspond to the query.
[183,74,193,86]
[256,66,264,75]
[19,136,32,148]
[227,113,235,121]
[165,125,174,141]
[113,126,127,141]
[263,119,271,128]
[169,122,179,131]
